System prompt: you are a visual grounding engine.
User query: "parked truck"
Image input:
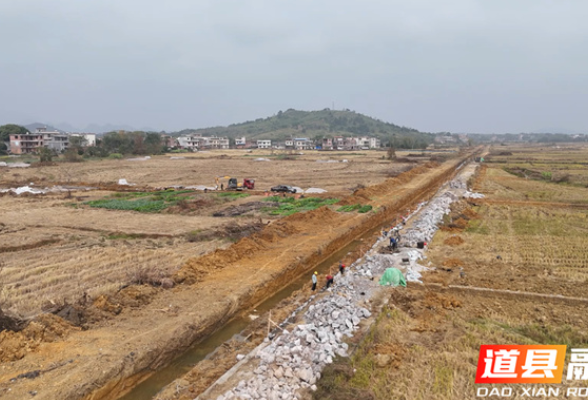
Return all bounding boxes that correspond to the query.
[215,176,255,190]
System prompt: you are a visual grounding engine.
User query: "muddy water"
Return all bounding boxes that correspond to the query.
[118,236,376,400]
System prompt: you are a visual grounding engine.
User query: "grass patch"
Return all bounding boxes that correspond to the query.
[216,192,250,199]
[338,204,361,212]
[263,196,339,216]
[358,205,373,213]
[85,190,194,213]
[337,204,373,213]
[515,324,588,347]
[465,219,489,234]
[87,198,167,212]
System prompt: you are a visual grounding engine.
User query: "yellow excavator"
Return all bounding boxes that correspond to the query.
[214,176,255,191]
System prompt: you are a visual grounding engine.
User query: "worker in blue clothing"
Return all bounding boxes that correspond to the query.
[390,236,398,251]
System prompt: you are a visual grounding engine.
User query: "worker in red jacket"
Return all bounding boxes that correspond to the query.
[326,273,334,289]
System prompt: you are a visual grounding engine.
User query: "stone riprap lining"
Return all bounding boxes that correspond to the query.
[212,164,483,400]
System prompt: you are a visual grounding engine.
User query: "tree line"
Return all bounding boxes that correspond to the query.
[0,124,165,157]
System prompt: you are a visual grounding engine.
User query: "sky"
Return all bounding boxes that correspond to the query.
[0,0,587,133]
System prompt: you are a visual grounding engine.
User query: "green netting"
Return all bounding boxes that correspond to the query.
[379,268,407,287]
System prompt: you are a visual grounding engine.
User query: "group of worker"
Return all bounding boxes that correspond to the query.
[381,225,402,251]
[311,261,346,291]
[309,214,413,291]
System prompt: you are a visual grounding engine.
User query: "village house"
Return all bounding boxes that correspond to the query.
[9,129,48,154]
[176,134,230,150]
[45,132,70,153]
[205,136,230,149]
[344,137,357,150]
[9,127,96,154]
[256,139,272,149]
[294,137,313,150]
[369,137,381,149]
[332,136,345,150]
[177,134,201,150]
[235,137,247,148]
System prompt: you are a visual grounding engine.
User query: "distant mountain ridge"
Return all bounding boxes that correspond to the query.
[24,123,65,133]
[176,109,427,142]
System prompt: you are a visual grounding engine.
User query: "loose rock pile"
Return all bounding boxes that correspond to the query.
[463,191,485,199]
[401,171,483,247]
[400,193,453,247]
[216,280,372,400]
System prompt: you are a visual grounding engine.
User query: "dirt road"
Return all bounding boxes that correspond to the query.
[0,153,473,400]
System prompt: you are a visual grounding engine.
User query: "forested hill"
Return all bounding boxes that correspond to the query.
[176,109,433,146]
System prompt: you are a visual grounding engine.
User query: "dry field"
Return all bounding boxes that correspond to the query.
[0,150,432,319]
[315,144,588,400]
[0,150,468,400]
[0,191,240,317]
[0,149,449,191]
[485,143,588,190]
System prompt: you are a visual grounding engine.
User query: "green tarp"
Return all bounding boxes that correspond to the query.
[379,268,407,287]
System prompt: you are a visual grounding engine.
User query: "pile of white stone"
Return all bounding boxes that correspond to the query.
[400,192,454,247]
[304,188,327,194]
[400,171,485,247]
[463,191,485,199]
[449,180,467,189]
[216,281,372,400]
[354,250,427,284]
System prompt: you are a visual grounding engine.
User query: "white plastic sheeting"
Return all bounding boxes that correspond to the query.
[305,188,327,194]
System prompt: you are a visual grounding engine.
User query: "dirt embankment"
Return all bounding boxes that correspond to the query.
[0,152,475,400]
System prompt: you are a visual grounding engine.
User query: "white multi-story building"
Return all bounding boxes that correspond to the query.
[235,137,247,147]
[177,135,201,150]
[294,138,314,150]
[369,137,381,149]
[9,127,71,154]
[257,139,272,149]
[176,135,230,150]
[206,136,230,149]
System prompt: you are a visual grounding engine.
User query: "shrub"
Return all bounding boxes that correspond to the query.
[337,204,361,212]
[38,147,54,162]
[85,146,109,158]
[108,153,123,160]
[358,205,373,213]
[64,148,82,162]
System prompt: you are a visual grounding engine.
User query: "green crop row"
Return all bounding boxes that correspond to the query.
[85,189,194,212]
[263,196,339,216]
[337,204,373,213]
[86,198,168,212]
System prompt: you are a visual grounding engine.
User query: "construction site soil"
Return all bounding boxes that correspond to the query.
[0,150,420,192]
[0,150,472,400]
